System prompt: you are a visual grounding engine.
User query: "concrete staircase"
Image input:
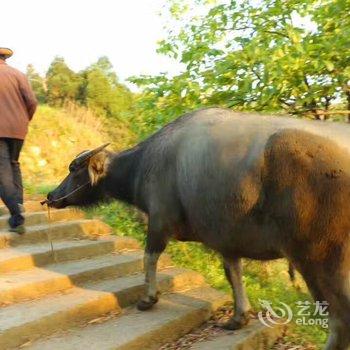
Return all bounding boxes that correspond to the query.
[0,202,230,349]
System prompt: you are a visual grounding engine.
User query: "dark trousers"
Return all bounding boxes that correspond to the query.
[0,138,24,228]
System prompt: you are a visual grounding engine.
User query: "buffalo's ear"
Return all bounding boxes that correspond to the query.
[88,151,110,186]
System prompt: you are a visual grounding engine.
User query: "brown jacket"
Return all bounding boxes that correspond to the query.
[0,60,37,140]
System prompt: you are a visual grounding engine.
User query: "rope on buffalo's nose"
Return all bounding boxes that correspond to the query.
[40,182,91,263]
[41,182,91,206]
[46,204,57,263]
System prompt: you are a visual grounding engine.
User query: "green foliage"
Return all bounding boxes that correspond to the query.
[130,0,350,129]
[46,57,82,106]
[78,57,135,120]
[28,56,135,124]
[26,64,46,104]
[24,183,56,197]
[85,68,116,116]
[85,201,146,244]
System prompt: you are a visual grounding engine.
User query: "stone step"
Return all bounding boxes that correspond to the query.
[189,320,286,350]
[0,252,172,305]
[0,219,112,248]
[0,200,44,215]
[0,236,140,273]
[0,268,207,349]
[0,208,84,231]
[26,287,230,350]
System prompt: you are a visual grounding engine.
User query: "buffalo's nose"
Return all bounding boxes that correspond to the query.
[47,192,53,201]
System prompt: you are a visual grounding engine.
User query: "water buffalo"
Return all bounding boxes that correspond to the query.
[46,108,350,350]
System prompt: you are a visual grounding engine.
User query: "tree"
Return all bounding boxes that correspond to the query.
[26,64,46,104]
[130,0,350,126]
[79,57,134,119]
[93,56,119,87]
[46,57,82,106]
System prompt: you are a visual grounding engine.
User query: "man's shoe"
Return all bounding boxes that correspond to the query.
[9,225,26,234]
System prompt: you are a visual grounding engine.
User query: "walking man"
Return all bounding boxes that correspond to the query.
[0,47,37,233]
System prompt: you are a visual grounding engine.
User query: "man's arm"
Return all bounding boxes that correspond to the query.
[18,74,38,120]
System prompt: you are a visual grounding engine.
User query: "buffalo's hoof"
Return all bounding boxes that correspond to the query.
[220,313,250,330]
[137,295,159,311]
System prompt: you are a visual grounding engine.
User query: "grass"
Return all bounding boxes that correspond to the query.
[86,201,329,349]
[24,183,57,196]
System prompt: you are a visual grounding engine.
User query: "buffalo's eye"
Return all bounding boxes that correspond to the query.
[69,163,76,172]
[69,160,81,172]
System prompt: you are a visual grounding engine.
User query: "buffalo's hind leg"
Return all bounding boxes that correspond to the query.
[221,257,251,330]
[294,259,350,350]
[322,278,350,350]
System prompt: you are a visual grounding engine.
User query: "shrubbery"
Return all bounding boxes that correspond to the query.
[21,104,135,185]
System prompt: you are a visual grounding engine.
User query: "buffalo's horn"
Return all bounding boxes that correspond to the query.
[73,143,110,166]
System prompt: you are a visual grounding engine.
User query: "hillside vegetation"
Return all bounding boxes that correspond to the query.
[22,104,135,186]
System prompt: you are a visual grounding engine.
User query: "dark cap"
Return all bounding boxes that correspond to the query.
[0,48,13,59]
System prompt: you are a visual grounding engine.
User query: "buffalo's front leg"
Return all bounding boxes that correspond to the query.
[222,257,251,330]
[137,218,168,311]
[137,252,162,310]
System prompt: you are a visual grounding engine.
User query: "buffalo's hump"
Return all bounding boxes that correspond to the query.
[141,107,350,189]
